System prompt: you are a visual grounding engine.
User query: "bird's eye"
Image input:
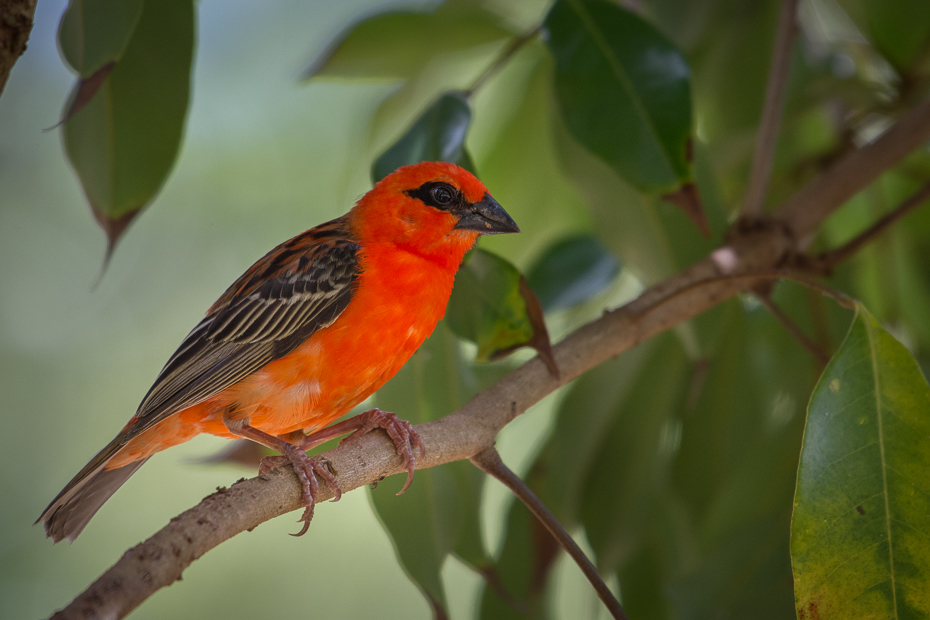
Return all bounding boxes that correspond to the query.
[430,184,455,207]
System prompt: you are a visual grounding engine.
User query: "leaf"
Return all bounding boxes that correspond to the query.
[61,0,194,256]
[525,234,620,311]
[58,0,143,76]
[544,0,694,194]
[369,324,491,616]
[446,249,553,365]
[791,303,930,618]
[837,0,930,74]
[371,91,476,183]
[305,6,513,81]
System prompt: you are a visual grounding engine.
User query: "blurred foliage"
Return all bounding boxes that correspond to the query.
[17,0,930,617]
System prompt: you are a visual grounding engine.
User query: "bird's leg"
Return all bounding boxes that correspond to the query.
[292,409,425,495]
[222,415,339,536]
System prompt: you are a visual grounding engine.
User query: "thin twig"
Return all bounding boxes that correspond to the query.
[464,26,542,98]
[470,447,628,620]
[813,181,930,271]
[742,0,799,217]
[756,294,831,363]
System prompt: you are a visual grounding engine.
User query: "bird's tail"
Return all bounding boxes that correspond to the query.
[37,436,148,543]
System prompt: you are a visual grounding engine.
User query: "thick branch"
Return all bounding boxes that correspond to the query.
[0,0,37,98]
[52,98,930,619]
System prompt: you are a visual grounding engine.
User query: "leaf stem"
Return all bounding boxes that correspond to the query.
[741,0,799,218]
[469,447,628,620]
[756,293,831,364]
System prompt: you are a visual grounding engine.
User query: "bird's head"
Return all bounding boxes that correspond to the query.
[351,161,519,268]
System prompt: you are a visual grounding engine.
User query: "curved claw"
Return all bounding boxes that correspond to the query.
[339,408,425,495]
[261,444,341,537]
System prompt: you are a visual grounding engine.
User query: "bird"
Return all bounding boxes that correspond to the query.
[38,161,519,543]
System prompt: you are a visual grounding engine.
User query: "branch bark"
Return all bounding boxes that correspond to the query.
[51,97,930,620]
[0,0,36,98]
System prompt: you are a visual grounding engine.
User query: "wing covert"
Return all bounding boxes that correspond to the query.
[129,233,360,436]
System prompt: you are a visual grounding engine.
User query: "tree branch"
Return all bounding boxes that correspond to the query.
[51,97,930,620]
[741,0,798,218]
[0,0,37,98]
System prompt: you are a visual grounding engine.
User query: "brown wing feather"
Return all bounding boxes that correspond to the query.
[127,216,360,439]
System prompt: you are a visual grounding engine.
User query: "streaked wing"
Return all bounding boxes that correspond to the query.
[127,222,359,438]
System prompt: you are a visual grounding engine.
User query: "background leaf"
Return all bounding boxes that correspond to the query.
[305,5,515,81]
[61,0,193,253]
[372,90,475,182]
[791,303,930,618]
[525,234,620,311]
[544,0,694,194]
[58,0,143,76]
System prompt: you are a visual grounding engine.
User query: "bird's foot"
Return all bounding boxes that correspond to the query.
[340,408,425,494]
[259,443,341,537]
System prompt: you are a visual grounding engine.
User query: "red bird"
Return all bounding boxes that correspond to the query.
[39,161,519,542]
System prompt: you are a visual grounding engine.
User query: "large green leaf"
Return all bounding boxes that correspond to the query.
[371,91,476,183]
[791,303,930,618]
[525,234,620,311]
[61,0,193,252]
[305,6,513,81]
[370,323,492,617]
[58,0,143,76]
[544,0,693,194]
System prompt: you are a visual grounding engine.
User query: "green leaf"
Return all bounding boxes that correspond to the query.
[580,332,690,571]
[446,249,534,363]
[371,91,476,183]
[369,324,491,615]
[525,234,620,311]
[61,0,193,253]
[58,0,144,76]
[837,0,930,74]
[544,0,693,194]
[305,6,513,81]
[791,303,930,618]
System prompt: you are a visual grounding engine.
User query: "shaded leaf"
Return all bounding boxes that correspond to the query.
[305,6,513,81]
[525,234,620,311]
[447,249,552,364]
[837,0,930,75]
[58,0,143,76]
[62,0,194,255]
[791,303,930,618]
[544,0,694,194]
[372,91,475,183]
[370,324,491,614]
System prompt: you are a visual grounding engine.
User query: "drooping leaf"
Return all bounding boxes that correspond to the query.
[305,6,513,81]
[525,234,620,311]
[369,323,492,616]
[61,0,194,256]
[544,0,694,195]
[372,91,476,183]
[58,0,144,76]
[791,303,930,618]
[447,249,553,366]
[837,0,930,75]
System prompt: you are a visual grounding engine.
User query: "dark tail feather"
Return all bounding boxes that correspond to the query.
[37,437,148,543]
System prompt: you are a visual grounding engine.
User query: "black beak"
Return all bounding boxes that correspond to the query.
[453,193,520,235]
